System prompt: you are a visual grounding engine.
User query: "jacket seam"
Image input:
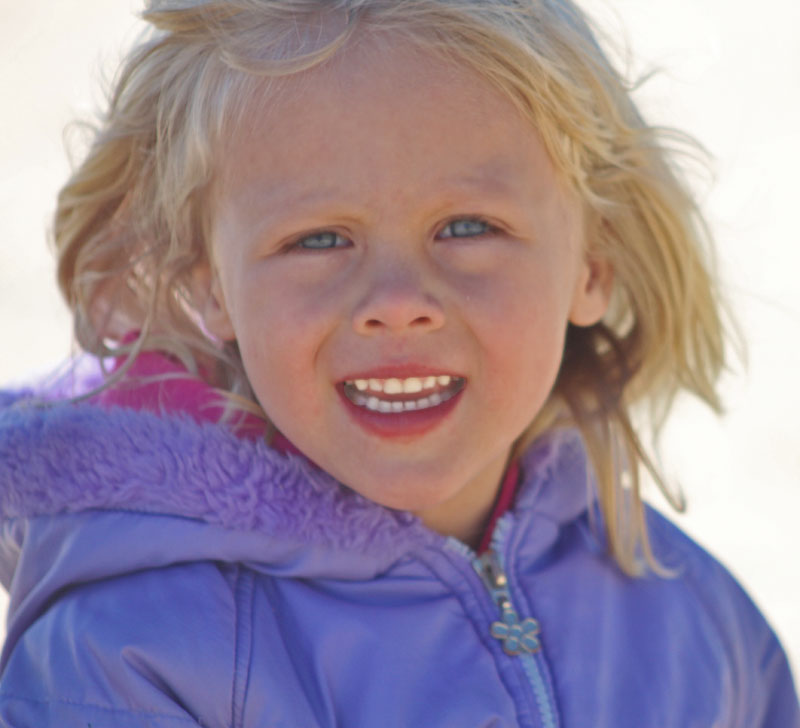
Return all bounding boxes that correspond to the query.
[0,692,199,724]
[231,566,256,728]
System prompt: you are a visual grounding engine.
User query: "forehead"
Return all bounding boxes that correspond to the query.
[214,34,569,217]
[233,34,511,130]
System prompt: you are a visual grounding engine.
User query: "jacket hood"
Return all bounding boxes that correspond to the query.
[0,371,596,662]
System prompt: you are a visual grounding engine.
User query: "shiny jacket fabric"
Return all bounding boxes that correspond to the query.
[0,388,797,727]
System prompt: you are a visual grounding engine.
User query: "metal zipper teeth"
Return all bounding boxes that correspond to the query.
[448,516,559,728]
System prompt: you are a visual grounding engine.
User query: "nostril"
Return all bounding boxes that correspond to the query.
[363,314,432,330]
[352,288,445,334]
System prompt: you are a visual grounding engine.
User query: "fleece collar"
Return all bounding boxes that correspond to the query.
[0,350,595,570]
[1,399,592,554]
[0,396,434,558]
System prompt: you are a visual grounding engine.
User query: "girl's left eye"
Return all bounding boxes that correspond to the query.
[292,231,349,250]
[438,218,495,239]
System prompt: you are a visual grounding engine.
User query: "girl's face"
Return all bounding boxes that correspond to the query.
[204,38,611,544]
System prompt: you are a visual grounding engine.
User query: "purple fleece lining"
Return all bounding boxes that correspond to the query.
[0,401,437,556]
[0,393,589,558]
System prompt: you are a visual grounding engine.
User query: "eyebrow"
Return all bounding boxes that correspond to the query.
[221,149,556,241]
[440,171,520,199]
[244,164,524,212]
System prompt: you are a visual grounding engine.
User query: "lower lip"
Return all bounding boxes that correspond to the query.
[338,386,464,439]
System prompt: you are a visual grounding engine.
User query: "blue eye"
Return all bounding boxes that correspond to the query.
[293,231,349,250]
[439,219,493,239]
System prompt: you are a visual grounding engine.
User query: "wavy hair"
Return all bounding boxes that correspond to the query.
[54,0,728,576]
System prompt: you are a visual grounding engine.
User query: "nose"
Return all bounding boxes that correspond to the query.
[351,259,445,336]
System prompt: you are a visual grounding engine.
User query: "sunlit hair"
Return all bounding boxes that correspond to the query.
[54,0,728,576]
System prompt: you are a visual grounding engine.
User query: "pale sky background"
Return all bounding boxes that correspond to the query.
[0,0,798,678]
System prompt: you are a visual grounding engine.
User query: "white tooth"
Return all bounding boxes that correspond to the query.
[366,396,381,411]
[437,375,451,387]
[354,394,368,406]
[368,379,384,393]
[417,397,431,409]
[429,392,443,406]
[423,376,437,390]
[403,377,423,394]
[404,400,418,411]
[378,400,392,413]
[391,401,404,413]
[383,378,403,395]
[354,379,368,391]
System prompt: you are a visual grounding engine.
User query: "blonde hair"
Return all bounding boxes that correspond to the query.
[55,0,728,576]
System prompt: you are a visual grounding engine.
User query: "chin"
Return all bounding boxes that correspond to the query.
[356,478,462,514]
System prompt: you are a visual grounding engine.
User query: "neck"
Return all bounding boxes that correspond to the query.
[413,450,511,548]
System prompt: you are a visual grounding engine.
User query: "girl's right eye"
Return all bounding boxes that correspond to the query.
[291,231,349,251]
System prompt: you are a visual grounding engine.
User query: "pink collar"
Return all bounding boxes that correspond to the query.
[477,459,521,554]
[92,348,274,439]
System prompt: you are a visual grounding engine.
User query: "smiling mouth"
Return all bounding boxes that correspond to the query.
[342,375,466,413]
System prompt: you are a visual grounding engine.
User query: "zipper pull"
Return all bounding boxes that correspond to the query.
[490,603,541,656]
[476,551,542,657]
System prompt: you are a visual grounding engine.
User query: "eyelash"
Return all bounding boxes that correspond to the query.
[288,217,497,251]
[438,218,497,240]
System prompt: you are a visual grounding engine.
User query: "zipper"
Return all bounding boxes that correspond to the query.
[447,516,559,728]
[474,548,542,656]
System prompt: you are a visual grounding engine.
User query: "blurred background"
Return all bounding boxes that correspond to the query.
[1,0,798,675]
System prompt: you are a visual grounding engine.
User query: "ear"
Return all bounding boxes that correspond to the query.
[568,252,614,327]
[192,262,237,342]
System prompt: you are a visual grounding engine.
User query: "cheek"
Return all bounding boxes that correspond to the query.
[229,276,334,415]
[231,265,330,348]
[466,269,571,406]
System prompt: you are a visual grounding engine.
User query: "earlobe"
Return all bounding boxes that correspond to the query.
[193,262,237,342]
[568,254,614,327]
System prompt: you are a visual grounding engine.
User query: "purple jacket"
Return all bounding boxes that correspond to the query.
[0,388,797,727]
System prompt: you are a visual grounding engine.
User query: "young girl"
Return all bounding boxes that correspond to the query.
[0,0,797,726]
